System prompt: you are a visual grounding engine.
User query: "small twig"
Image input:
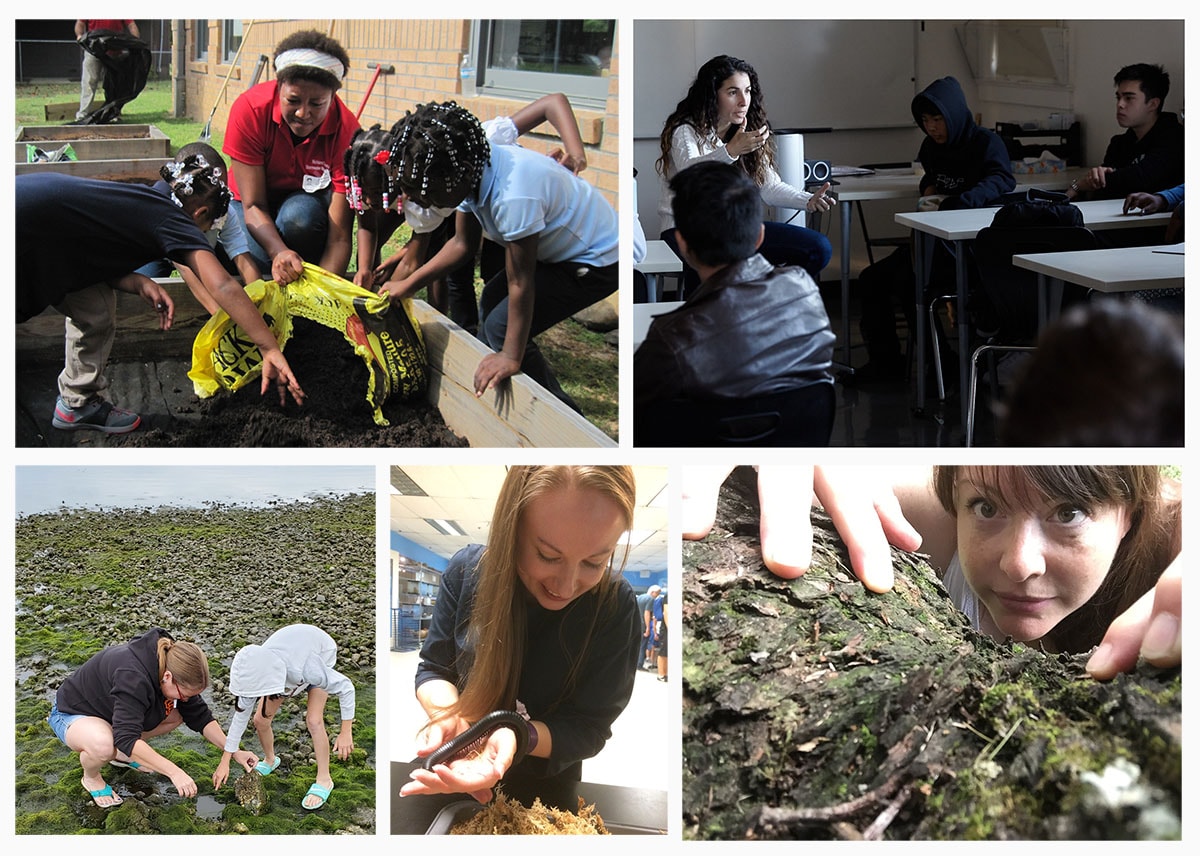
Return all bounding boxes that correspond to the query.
[984,716,1024,764]
[861,782,915,840]
[753,769,907,832]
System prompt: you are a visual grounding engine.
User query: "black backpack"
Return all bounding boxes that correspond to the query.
[990,188,1083,228]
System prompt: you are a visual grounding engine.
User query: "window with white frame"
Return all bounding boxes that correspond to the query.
[476,20,615,109]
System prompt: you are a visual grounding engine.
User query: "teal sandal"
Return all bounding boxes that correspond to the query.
[254,756,281,776]
[302,781,333,810]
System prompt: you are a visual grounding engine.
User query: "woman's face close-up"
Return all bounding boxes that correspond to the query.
[716,71,753,130]
[955,475,1132,643]
[516,485,627,611]
[278,79,334,139]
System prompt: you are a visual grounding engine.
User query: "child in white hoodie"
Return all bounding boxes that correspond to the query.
[217,624,356,810]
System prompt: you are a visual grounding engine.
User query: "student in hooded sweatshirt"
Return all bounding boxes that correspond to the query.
[217,624,356,811]
[852,76,1014,383]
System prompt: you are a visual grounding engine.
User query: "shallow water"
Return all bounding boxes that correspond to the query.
[195,794,225,820]
[14,465,373,516]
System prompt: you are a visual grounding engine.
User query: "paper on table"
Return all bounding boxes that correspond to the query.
[1151,244,1185,255]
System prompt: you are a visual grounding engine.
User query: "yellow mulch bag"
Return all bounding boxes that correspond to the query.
[188,263,428,426]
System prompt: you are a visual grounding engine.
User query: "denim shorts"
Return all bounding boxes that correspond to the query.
[47,703,86,746]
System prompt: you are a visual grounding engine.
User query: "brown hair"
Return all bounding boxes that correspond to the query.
[442,466,636,726]
[657,55,776,186]
[156,635,211,692]
[932,466,1180,652]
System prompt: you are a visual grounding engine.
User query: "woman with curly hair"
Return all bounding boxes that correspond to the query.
[401,466,642,802]
[657,54,836,297]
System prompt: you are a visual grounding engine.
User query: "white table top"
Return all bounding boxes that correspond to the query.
[1012,244,1185,293]
[894,197,1172,241]
[632,300,685,349]
[634,240,683,274]
[832,166,1085,202]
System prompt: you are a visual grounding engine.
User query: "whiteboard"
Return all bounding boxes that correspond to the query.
[634,20,918,138]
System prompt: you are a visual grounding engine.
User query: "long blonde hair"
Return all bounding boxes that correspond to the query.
[932,465,1180,652]
[156,634,210,692]
[450,466,636,724]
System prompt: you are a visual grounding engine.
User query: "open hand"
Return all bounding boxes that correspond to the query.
[259,350,305,406]
[401,726,517,803]
[725,122,769,159]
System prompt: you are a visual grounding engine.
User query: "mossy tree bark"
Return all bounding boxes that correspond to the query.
[682,468,1180,840]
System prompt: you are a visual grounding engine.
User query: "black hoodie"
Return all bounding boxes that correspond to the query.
[55,628,215,756]
[912,76,1015,210]
[1097,111,1185,199]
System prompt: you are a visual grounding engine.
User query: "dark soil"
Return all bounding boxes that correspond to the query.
[114,318,468,447]
[683,468,1181,841]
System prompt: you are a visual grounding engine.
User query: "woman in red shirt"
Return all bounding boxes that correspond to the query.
[223,30,360,285]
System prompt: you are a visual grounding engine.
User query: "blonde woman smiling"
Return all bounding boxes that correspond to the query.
[402,465,642,803]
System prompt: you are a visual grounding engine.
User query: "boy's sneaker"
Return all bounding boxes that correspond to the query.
[51,397,141,434]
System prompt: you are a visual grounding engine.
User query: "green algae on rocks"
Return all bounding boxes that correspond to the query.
[14,493,377,835]
[682,469,1181,841]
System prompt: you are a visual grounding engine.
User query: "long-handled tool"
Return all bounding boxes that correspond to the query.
[199,19,255,142]
[357,62,394,120]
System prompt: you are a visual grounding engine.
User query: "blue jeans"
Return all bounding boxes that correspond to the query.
[48,703,86,745]
[228,188,332,271]
[477,259,618,410]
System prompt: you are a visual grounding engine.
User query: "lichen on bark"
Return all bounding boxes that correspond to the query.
[682,468,1180,840]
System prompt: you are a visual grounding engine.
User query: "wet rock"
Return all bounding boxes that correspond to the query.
[234,772,268,815]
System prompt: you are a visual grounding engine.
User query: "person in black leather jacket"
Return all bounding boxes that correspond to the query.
[634,162,835,446]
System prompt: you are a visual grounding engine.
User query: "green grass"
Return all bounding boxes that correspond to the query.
[15,76,618,441]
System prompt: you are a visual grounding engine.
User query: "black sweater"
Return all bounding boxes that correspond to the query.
[1098,111,1185,199]
[416,544,641,780]
[55,628,215,756]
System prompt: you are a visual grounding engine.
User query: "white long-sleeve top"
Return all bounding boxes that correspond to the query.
[656,123,813,232]
[222,624,355,753]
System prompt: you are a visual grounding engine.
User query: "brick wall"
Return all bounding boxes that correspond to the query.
[181,19,619,210]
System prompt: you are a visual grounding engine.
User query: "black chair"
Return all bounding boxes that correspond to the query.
[963,225,1098,445]
[635,384,836,447]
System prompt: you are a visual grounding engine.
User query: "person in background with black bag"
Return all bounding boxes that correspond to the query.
[852,76,1014,384]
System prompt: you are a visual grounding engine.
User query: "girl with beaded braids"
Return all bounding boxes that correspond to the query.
[223,29,360,286]
[16,159,305,434]
[347,93,590,336]
[376,102,618,408]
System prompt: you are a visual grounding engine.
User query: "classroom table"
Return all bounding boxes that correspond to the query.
[631,300,685,350]
[829,167,1087,367]
[1013,243,1184,329]
[634,240,684,303]
[894,197,1171,429]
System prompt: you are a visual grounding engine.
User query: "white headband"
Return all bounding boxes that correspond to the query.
[275,48,345,80]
